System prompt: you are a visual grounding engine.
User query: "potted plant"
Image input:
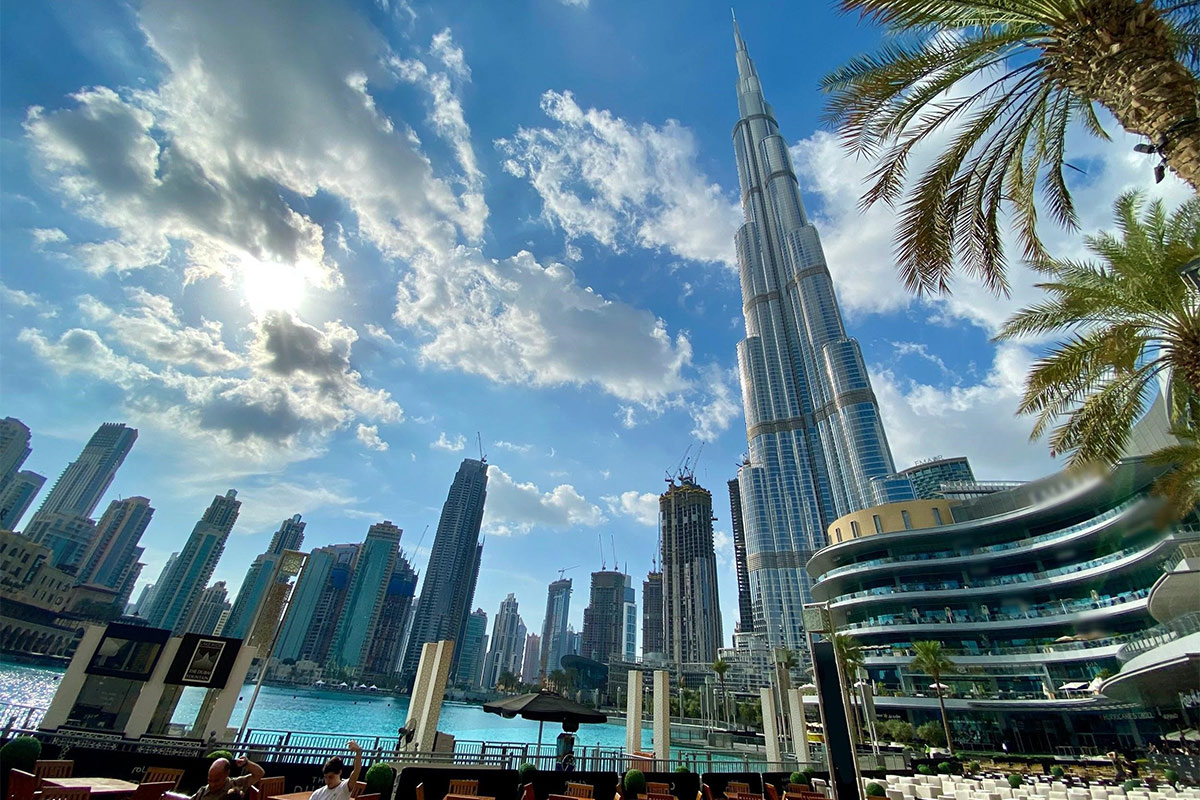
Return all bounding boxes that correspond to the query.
[1007,775,1023,790]
[918,765,933,776]
[0,736,42,799]
[1165,770,1179,788]
[866,784,886,798]
[938,762,952,775]
[624,770,646,799]
[788,772,809,790]
[967,762,981,776]
[1051,767,1064,780]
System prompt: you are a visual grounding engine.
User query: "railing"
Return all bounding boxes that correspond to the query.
[0,701,46,733]
[818,497,1143,581]
[1116,609,1200,662]
[864,630,1143,661]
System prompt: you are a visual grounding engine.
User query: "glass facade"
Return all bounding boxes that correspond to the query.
[731,21,907,653]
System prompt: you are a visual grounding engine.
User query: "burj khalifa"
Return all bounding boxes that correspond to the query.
[731,18,912,652]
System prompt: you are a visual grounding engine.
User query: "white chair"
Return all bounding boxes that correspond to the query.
[887,790,907,800]
[1091,789,1109,800]
[999,789,1013,799]
[918,786,936,799]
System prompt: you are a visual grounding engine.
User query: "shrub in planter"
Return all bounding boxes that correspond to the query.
[365,763,394,798]
[938,762,952,775]
[1122,781,1141,793]
[0,736,42,773]
[918,765,933,776]
[967,762,981,776]
[866,783,886,798]
[1051,767,1064,779]
[518,763,537,782]
[788,772,809,788]
[206,749,235,765]
[624,770,646,798]
[675,766,690,774]
[1165,770,1178,786]
[1008,775,1023,789]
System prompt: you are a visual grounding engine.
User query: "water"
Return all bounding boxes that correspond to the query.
[0,660,646,749]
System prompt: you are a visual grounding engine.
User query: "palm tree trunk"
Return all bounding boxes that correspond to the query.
[1047,0,1200,189]
[935,684,954,756]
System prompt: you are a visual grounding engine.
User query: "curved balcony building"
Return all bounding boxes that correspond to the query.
[807,457,1198,754]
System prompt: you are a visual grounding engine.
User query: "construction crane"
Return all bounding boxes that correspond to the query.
[557,565,579,580]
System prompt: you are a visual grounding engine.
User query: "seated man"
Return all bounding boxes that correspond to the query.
[310,741,363,800]
[192,756,265,800]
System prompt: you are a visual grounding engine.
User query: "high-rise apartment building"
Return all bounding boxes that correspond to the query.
[224,514,307,639]
[581,570,628,665]
[143,490,241,633]
[188,581,231,636]
[79,496,154,605]
[30,422,137,522]
[642,571,663,661]
[483,593,526,689]
[0,418,33,487]
[539,578,572,677]
[661,476,723,666]
[327,521,403,673]
[455,608,489,688]
[364,551,418,677]
[621,574,637,662]
[0,471,46,531]
[136,551,177,618]
[727,478,755,633]
[274,543,360,663]
[23,513,97,574]
[729,22,909,651]
[564,627,581,657]
[899,456,976,500]
[521,633,541,684]
[400,458,488,685]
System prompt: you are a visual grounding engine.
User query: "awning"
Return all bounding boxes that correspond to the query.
[1058,682,1088,691]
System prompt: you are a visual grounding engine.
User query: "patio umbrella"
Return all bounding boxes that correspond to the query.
[930,683,950,690]
[483,690,608,748]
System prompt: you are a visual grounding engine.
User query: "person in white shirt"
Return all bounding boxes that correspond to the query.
[310,741,363,800]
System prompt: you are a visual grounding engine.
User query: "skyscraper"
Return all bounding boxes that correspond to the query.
[224,514,307,640]
[143,490,241,633]
[0,471,46,531]
[455,608,489,689]
[642,571,664,661]
[29,422,137,521]
[79,496,154,603]
[327,521,403,673]
[400,457,489,685]
[189,581,231,636]
[136,551,177,618]
[364,551,418,677]
[621,574,637,662]
[727,478,755,633]
[539,578,572,677]
[274,543,360,663]
[899,456,976,500]
[661,476,723,666]
[521,633,541,684]
[0,418,33,489]
[581,570,628,664]
[483,593,526,689]
[730,20,909,651]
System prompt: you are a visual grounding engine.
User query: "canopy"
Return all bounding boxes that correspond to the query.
[482,690,608,724]
[1058,681,1088,691]
[929,683,950,690]
[1164,728,1200,742]
[314,680,326,685]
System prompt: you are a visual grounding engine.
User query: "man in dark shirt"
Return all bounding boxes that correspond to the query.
[191,756,265,800]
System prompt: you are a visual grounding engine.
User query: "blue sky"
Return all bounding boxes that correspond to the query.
[0,0,1190,649]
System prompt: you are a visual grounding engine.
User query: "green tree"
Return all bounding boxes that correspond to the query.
[834,634,867,745]
[497,670,518,693]
[822,0,1200,297]
[910,640,956,754]
[712,657,731,727]
[996,192,1200,516]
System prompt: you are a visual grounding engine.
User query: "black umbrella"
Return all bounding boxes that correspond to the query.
[483,690,608,747]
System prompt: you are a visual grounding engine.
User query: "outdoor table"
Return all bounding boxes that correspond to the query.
[44,778,141,798]
[445,795,494,800]
[268,793,316,800]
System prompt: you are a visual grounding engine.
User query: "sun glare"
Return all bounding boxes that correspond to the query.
[241,259,307,315]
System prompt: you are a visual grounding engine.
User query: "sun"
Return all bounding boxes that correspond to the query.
[241,258,307,316]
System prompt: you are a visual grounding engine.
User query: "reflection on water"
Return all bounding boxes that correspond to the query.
[1,660,646,749]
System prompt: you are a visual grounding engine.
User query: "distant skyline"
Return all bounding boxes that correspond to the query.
[1,0,1190,652]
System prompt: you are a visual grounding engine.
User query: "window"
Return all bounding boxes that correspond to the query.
[932,507,943,525]
[873,515,883,533]
[850,521,860,538]
[901,510,912,530]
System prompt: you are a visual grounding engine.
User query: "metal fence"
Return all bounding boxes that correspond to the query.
[0,701,46,734]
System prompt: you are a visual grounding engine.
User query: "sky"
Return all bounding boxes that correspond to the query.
[0,0,1192,653]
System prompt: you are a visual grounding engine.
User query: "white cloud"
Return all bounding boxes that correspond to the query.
[1,282,52,315]
[356,423,388,451]
[556,0,588,6]
[497,90,740,268]
[396,246,693,405]
[603,490,659,527]
[484,466,605,535]
[363,323,397,345]
[228,476,364,534]
[690,363,741,441]
[872,342,1058,480]
[493,440,533,454]
[431,431,466,451]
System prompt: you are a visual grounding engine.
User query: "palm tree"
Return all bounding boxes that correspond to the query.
[996,191,1200,516]
[834,634,867,745]
[822,0,1200,297]
[910,640,956,755]
[712,657,731,727]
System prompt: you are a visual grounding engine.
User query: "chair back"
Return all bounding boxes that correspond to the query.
[35,762,75,781]
[566,785,595,799]
[132,782,178,800]
[648,794,675,800]
[38,789,90,800]
[357,794,380,800]
[7,769,39,800]
[353,782,368,798]
[449,781,479,796]
[726,785,751,798]
[647,786,670,796]
[142,770,185,790]
[258,777,286,799]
